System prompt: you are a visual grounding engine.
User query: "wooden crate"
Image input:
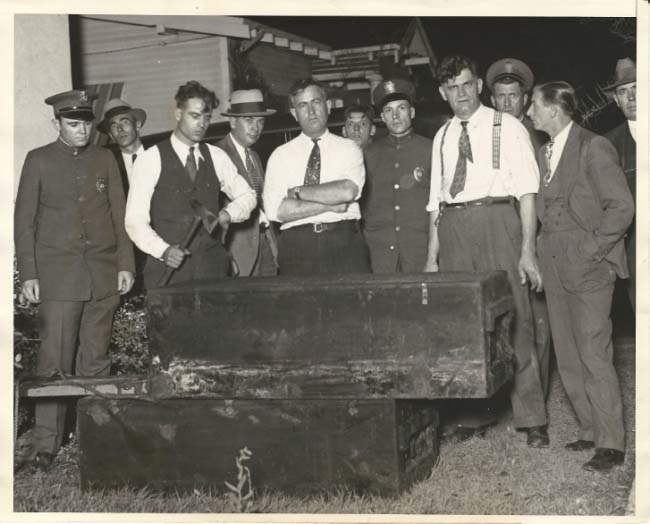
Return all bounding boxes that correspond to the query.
[78,397,439,496]
[147,271,514,399]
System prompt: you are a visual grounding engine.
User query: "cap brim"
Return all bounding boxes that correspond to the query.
[58,110,95,121]
[378,93,412,109]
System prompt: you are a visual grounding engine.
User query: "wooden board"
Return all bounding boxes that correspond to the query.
[77,397,439,496]
[147,271,514,399]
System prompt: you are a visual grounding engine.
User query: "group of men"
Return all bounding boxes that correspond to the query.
[15,52,636,476]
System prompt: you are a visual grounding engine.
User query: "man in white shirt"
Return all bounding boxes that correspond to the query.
[425,55,548,448]
[528,81,633,472]
[97,98,147,190]
[125,81,256,288]
[263,78,370,275]
[217,89,279,277]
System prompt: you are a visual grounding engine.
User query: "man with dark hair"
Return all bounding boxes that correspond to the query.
[362,78,431,273]
[125,80,256,288]
[604,58,636,311]
[15,89,135,470]
[486,58,552,399]
[97,98,147,189]
[425,55,549,448]
[528,81,633,472]
[263,78,369,275]
[217,89,279,277]
[342,103,376,150]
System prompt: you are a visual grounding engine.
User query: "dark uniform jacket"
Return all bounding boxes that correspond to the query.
[216,134,278,276]
[14,140,135,301]
[535,123,634,279]
[362,131,432,273]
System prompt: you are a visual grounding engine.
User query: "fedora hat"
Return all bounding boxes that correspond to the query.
[486,58,534,93]
[221,89,276,117]
[603,58,636,92]
[97,98,147,134]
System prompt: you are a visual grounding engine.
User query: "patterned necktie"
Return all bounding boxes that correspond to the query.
[185,146,197,183]
[449,121,472,198]
[303,138,321,186]
[543,140,555,186]
[131,153,137,165]
[245,148,264,199]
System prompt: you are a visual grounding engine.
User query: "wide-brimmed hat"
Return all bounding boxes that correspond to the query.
[486,58,534,93]
[97,98,147,134]
[45,89,97,121]
[372,78,416,111]
[220,89,276,117]
[603,58,636,92]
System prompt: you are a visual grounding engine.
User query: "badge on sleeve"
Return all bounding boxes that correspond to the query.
[96,177,108,193]
[413,166,424,183]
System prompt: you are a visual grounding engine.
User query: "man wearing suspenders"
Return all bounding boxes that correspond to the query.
[425,55,549,448]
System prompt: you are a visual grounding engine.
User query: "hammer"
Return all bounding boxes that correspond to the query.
[157,198,222,287]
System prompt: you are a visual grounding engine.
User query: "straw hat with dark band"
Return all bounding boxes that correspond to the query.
[97,98,147,134]
[221,89,276,117]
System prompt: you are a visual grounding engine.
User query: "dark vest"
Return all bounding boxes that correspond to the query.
[144,139,228,288]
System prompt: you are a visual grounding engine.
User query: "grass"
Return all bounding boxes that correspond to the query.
[13,338,635,515]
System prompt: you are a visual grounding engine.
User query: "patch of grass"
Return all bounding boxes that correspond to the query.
[14,340,635,515]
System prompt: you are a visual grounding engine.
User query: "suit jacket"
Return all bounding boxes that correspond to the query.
[521,116,548,155]
[535,122,634,278]
[216,134,278,276]
[605,121,636,200]
[14,140,135,301]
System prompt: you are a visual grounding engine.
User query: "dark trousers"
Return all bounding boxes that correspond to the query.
[278,221,371,275]
[251,231,278,277]
[539,229,623,450]
[438,204,547,429]
[34,293,120,454]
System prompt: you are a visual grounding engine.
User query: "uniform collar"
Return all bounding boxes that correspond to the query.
[388,129,414,145]
[55,138,88,157]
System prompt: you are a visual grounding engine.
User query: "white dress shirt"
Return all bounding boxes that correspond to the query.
[121,143,145,184]
[627,120,636,142]
[263,130,365,230]
[427,104,540,212]
[228,133,269,226]
[544,120,573,184]
[125,133,257,259]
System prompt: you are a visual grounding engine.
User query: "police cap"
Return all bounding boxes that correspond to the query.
[44,89,97,121]
[372,78,415,110]
[486,58,534,93]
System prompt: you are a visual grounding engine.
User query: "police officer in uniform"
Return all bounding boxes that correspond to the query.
[363,79,432,273]
[15,90,135,470]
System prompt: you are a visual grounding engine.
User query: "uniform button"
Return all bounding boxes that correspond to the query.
[395,226,401,232]
[394,205,400,211]
[389,245,395,251]
[393,184,399,190]
[78,196,86,202]
[394,162,400,168]
[78,234,84,239]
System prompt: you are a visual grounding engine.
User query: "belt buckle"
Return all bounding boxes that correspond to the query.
[313,223,326,234]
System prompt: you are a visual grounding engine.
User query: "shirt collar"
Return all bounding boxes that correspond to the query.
[551,120,573,152]
[299,128,330,145]
[122,144,145,159]
[452,103,489,129]
[171,132,204,162]
[627,120,636,141]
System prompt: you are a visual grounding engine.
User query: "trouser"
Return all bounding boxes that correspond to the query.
[624,233,635,312]
[539,230,624,450]
[531,290,552,398]
[33,294,120,454]
[251,230,278,277]
[278,221,371,275]
[438,204,547,429]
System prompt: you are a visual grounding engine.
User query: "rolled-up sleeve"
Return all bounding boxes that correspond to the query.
[124,147,169,259]
[505,121,540,199]
[208,145,256,223]
[340,140,365,200]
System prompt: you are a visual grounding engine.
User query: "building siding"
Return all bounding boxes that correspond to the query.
[247,43,313,97]
[78,17,231,136]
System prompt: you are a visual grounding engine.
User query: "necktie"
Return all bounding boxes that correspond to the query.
[131,153,137,166]
[543,140,555,186]
[185,146,197,183]
[449,121,472,198]
[303,139,321,186]
[245,148,264,199]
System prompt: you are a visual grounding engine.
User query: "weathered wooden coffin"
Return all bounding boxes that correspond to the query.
[77,397,439,496]
[147,271,514,399]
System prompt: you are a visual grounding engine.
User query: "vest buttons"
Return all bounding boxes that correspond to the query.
[389,245,395,251]
[394,205,400,211]
[394,184,400,190]
[395,226,401,232]
[394,162,400,169]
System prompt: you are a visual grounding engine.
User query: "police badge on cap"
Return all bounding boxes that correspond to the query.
[45,89,97,121]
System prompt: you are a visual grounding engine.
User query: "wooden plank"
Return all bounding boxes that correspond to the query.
[147,272,515,399]
[19,376,149,398]
[78,397,439,495]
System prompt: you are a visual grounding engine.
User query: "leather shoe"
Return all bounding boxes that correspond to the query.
[31,451,55,472]
[565,439,595,451]
[582,448,624,472]
[525,425,549,448]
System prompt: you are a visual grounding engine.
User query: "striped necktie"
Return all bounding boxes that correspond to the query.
[449,121,472,198]
[543,139,554,186]
[303,139,321,186]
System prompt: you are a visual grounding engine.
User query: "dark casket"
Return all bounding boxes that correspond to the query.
[146,271,515,399]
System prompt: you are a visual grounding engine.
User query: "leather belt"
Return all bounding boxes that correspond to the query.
[440,196,515,210]
[289,220,359,234]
